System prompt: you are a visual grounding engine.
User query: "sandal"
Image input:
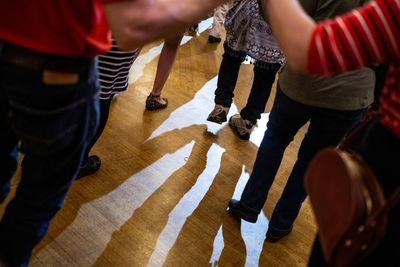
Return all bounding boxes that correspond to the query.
[145,94,168,110]
[76,155,101,180]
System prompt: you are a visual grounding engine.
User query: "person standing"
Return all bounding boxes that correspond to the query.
[263,0,400,264]
[208,3,232,43]
[207,0,284,140]
[227,0,374,243]
[0,0,232,265]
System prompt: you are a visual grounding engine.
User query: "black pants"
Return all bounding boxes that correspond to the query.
[82,97,113,163]
[214,43,280,124]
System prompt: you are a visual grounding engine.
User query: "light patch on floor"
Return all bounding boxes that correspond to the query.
[209,165,269,267]
[147,143,225,267]
[35,141,195,265]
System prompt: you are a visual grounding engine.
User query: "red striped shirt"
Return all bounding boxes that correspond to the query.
[307,0,400,136]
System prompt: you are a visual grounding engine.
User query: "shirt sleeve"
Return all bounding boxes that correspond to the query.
[307,0,400,76]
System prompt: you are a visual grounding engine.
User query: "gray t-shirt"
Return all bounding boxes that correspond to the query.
[278,0,375,111]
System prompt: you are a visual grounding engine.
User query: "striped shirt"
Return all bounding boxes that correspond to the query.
[307,0,400,136]
[98,39,139,100]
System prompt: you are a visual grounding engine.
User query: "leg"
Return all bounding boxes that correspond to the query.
[229,85,310,221]
[146,34,183,110]
[0,78,18,204]
[0,62,99,266]
[208,44,246,123]
[77,97,113,179]
[209,3,230,41]
[229,63,279,139]
[269,107,365,231]
[240,63,279,124]
[214,44,246,107]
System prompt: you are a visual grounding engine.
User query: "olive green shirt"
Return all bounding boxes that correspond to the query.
[278,0,375,111]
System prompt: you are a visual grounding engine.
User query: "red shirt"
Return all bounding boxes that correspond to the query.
[0,1,112,57]
[307,0,400,137]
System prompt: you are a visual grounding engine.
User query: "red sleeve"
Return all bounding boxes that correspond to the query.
[307,0,400,76]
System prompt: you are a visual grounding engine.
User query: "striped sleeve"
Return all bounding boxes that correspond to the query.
[307,0,400,76]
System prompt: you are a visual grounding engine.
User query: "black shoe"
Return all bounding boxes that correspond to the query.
[227,199,258,223]
[266,226,293,242]
[76,155,101,180]
[208,35,222,43]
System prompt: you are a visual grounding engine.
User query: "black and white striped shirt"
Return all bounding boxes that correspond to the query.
[98,39,139,100]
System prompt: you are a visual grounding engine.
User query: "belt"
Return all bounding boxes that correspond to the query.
[0,40,94,74]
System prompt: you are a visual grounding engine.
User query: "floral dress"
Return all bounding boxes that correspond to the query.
[224,0,285,65]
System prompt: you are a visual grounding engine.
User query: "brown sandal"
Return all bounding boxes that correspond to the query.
[145,94,168,110]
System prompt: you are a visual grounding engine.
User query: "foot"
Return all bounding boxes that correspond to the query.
[208,35,222,43]
[76,155,101,180]
[266,226,293,242]
[229,114,255,140]
[145,94,168,110]
[207,104,230,124]
[227,199,258,223]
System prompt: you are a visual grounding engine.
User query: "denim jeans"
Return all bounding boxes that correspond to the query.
[240,85,365,231]
[0,60,99,266]
[214,43,280,124]
[308,116,400,267]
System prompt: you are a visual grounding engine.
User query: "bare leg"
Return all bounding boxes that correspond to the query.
[149,34,184,105]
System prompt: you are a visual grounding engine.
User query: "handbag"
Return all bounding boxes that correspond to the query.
[304,115,400,266]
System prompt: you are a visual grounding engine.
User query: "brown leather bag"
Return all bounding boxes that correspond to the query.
[305,117,400,266]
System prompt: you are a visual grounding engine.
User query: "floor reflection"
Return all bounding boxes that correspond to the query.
[33,16,276,265]
[209,165,269,267]
[35,142,195,265]
[147,143,225,266]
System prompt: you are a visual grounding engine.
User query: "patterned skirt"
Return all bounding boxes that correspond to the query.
[224,0,285,65]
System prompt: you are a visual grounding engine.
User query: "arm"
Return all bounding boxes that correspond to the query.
[103,0,230,50]
[265,0,315,72]
[265,0,400,75]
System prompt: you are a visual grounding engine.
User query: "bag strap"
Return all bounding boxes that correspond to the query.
[336,111,400,225]
[337,111,379,151]
[367,187,400,226]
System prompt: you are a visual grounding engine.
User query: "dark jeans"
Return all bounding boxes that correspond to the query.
[240,85,365,231]
[0,60,99,266]
[214,43,280,124]
[308,116,400,267]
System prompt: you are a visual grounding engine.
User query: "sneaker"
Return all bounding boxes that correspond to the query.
[266,225,293,242]
[207,104,230,124]
[208,35,221,43]
[227,199,258,223]
[76,155,101,180]
[229,114,255,140]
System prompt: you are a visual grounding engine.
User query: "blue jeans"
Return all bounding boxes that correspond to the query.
[214,43,280,124]
[240,85,365,231]
[0,60,99,266]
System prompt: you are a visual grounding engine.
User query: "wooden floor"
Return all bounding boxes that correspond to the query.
[3,19,316,266]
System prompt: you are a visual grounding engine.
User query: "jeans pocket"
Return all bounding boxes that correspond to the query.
[9,92,89,157]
